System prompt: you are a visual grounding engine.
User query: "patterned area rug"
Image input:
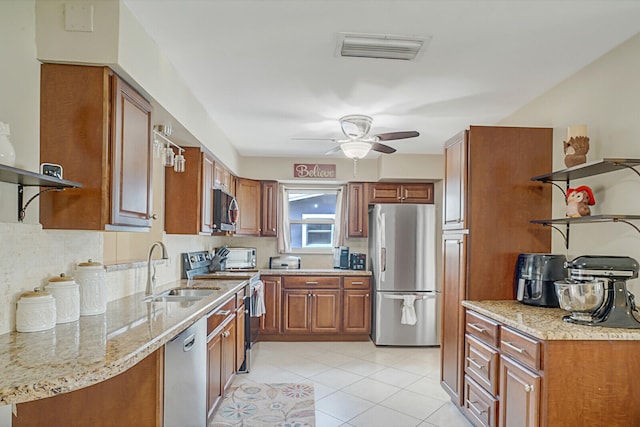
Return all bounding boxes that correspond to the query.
[210,383,316,427]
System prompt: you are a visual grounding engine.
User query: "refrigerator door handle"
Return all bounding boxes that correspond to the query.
[381,247,386,272]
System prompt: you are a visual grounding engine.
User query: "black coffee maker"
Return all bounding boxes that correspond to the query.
[515,254,567,307]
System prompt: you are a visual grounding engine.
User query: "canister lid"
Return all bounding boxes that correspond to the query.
[48,273,75,282]
[77,259,103,267]
[20,288,51,298]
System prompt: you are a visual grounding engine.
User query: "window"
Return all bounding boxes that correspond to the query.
[279,186,345,253]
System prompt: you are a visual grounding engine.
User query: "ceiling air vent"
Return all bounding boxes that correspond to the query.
[336,32,430,61]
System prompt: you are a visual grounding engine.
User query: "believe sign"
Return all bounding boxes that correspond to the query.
[293,163,336,179]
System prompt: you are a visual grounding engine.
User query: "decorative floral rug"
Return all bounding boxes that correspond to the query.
[210,383,316,427]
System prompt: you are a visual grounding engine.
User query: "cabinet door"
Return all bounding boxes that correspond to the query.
[201,152,216,234]
[235,303,246,371]
[347,182,368,237]
[260,276,282,334]
[343,289,371,334]
[261,180,278,237]
[499,355,540,427]
[283,290,311,333]
[369,183,402,203]
[221,319,236,392]
[311,290,340,333]
[443,131,467,230]
[214,162,231,193]
[110,75,153,228]
[441,232,467,406]
[165,147,203,234]
[235,178,261,235]
[207,332,223,420]
[401,183,434,203]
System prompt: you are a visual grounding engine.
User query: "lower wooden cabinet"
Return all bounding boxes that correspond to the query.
[463,375,498,427]
[499,355,540,427]
[207,331,223,419]
[260,275,282,334]
[261,275,370,340]
[235,298,246,371]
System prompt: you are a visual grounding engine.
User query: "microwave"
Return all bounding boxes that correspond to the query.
[213,189,238,232]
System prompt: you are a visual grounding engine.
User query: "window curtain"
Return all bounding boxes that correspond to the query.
[277,184,291,253]
[332,185,346,248]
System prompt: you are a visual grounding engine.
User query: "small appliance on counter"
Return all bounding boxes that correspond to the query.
[349,253,367,270]
[514,254,567,307]
[333,246,349,269]
[555,255,640,328]
[221,247,257,270]
[269,255,301,270]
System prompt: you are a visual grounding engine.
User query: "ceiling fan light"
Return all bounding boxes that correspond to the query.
[340,114,372,139]
[341,141,371,159]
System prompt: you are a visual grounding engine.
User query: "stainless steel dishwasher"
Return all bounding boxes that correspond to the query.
[164,317,206,427]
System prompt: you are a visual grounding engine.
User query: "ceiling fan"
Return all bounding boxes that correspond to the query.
[294,114,419,159]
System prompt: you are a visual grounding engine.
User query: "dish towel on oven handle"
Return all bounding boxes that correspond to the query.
[251,280,267,317]
[383,294,418,325]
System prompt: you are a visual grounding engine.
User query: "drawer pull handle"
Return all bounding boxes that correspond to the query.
[306,281,319,285]
[502,340,526,354]
[468,323,486,333]
[466,357,485,370]
[524,384,534,393]
[351,281,364,285]
[215,310,231,316]
[468,400,487,415]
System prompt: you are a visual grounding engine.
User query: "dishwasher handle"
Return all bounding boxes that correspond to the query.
[183,333,196,352]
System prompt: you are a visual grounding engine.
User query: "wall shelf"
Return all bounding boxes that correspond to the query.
[530,158,640,249]
[0,164,82,222]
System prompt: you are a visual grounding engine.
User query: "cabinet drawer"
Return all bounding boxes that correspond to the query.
[282,276,340,289]
[464,375,498,427]
[343,277,371,289]
[207,298,235,335]
[500,327,541,371]
[464,334,499,396]
[465,311,499,347]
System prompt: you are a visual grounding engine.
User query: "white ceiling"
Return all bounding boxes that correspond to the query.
[123,0,640,158]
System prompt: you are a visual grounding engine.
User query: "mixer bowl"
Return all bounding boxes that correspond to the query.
[554,279,606,321]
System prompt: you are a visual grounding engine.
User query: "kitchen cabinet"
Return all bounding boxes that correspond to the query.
[206,297,236,420]
[13,348,163,426]
[440,126,552,407]
[261,275,371,340]
[368,182,433,204]
[342,277,371,334]
[214,162,233,194]
[40,63,153,231]
[499,355,540,427]
[235,178,261,235]
[347,182,368,237]
[235,289,246,371]
[282,276,341,334]
[165,147,218,235]
[261,180,278,237]
[259,275,282,334]
[530,158,640,248]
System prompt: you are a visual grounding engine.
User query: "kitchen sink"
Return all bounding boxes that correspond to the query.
[144,286,221,303]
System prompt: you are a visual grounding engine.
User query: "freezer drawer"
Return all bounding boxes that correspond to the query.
[373,291,439,346]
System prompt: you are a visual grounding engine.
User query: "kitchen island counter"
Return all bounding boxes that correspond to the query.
[0,278,247,406]
[462,299,640,340]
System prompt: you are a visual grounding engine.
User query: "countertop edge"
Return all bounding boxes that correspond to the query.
[0,279,247,406]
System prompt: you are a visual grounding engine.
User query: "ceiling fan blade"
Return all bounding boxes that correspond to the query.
[292,137,338,142]
[371,142,396,154]
[374,131,420,141]
[324,146,342,155]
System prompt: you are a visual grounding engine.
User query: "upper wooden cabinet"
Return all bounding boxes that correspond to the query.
[165,147,217,235]
[347,182,368,238]
[235,178,261,235]
[261,180,278,237]
[214,162,233,195]
[443,131,468,230]
[368,182,433,204]
[40,64,153,230]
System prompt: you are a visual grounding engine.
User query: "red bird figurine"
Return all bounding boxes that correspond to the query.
[565,186,595,217]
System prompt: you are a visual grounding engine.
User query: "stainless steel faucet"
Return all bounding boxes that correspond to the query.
[146,241,169,296]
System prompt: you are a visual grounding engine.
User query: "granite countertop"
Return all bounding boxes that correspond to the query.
[259,269,371,276]
[462,300,640,341]
[0,278,247,406]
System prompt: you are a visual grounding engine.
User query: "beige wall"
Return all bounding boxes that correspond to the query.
[499,33,640,293]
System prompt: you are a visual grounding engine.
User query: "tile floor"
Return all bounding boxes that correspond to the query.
[233,341,472,427]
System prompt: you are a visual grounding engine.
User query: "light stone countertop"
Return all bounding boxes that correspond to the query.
[0,278,247,406]
[259,269,371,276]
[462,300,640,340]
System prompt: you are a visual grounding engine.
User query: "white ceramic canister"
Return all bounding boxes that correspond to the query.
[75,259,107,316]
[46,273,80,323]
[16,289,57,332]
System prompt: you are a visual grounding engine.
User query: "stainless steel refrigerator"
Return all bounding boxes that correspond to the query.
[369,203,439,346]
